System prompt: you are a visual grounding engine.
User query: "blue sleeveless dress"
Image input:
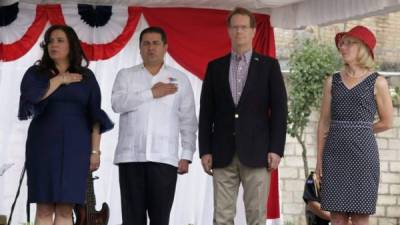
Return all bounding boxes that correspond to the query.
[321,72,379,214]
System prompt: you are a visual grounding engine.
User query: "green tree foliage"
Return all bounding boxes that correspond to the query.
[287,39,341,177]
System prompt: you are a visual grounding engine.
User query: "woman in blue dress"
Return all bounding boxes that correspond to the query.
[18,25,113,225]
[316,26,393,225]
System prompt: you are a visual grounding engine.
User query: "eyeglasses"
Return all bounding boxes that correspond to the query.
[338,39,359,48]
[229,25,252,31]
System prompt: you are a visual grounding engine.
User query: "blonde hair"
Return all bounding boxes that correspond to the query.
[343,37,376,74]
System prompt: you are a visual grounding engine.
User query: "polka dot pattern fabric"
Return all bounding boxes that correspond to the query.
[320,72,379,214]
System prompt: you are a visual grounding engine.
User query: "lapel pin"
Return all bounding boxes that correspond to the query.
[254,57,259,61]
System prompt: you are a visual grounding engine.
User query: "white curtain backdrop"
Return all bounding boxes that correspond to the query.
[0,15,281,225]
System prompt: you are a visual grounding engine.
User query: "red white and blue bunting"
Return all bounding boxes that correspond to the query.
[0,2,47,61]
[47,4,141,60]
[0,2,141,61]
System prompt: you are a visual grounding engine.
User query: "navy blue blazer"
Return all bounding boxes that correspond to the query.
[199,52,288,168]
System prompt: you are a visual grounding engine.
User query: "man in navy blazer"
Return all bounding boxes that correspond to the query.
[199,7,288,225]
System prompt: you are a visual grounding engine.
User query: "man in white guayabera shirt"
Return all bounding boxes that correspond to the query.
[111,26,197,225]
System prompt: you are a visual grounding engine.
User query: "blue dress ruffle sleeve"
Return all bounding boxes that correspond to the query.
[86,70,114,133]
[18,66,50,120]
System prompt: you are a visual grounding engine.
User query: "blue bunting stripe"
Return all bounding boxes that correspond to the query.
[77,4,112,27]
[0,2,19,27]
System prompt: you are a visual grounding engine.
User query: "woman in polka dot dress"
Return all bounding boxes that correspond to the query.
[315,25,393,225]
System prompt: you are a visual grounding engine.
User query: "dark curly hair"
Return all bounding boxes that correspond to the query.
[36,24,89,77]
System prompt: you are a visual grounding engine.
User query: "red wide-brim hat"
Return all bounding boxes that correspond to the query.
[335,25,376,59]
